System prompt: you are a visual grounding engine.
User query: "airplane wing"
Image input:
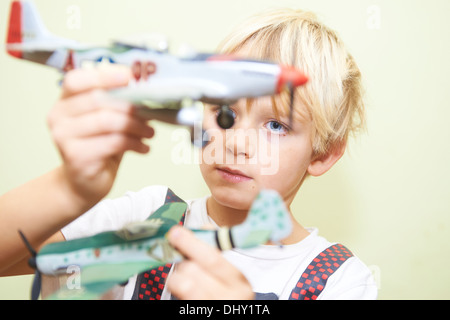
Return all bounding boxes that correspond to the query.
[109,84,203,105]
[148,201,187,222]
[46,260,163,300]
[116,202,187,240]
[6,41,94,53]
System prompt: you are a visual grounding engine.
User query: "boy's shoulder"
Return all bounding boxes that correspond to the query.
[299,232,377,299]
[225,229,377,299]
[299,232,378,299]
[318,251,378,299]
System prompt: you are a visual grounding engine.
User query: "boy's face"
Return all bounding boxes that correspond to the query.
[199,96,315,211]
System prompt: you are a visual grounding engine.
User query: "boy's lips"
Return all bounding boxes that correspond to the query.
[216,166,252,183]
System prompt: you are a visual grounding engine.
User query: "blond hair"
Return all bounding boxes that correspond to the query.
[217,8,365,156]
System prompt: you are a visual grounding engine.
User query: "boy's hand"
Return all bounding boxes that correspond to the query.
[167,226,254,300]
[47,66,154,207]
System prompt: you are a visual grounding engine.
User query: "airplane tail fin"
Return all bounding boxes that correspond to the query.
[230,190,293,249]
[6,1,51,58]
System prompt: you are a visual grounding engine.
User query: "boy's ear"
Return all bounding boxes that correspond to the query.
[307,141,346,177]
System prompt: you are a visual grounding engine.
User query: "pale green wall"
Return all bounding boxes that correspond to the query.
[1,0,449,299]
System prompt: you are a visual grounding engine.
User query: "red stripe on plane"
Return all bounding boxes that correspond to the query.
[7,1,23,58]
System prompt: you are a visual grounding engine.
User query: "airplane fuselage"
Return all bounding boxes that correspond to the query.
[32,44,282,105]
[36,227,179,276]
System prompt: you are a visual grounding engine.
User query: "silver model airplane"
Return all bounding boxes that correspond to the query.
[5,1,308,143]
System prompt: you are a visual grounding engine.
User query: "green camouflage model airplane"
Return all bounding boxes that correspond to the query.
[19,189,292,300]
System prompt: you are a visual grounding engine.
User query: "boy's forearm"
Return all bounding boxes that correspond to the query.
[0,166,95,273]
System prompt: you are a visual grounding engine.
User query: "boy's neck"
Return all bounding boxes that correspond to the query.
[206,197,248,227]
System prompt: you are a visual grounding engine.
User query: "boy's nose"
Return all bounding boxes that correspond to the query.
[276,66,308,93]
[225,129,256,159]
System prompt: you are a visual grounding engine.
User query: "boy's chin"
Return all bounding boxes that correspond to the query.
[212,187,258,211]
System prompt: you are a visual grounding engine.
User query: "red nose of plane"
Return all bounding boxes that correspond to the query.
[276,65,308,93]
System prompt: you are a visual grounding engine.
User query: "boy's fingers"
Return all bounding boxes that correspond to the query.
[168,226,217,261]
[63,134,150,164]
[61,65,132,98]
[168,261,220,300]
[52,109,155,140]
[49,90,142,130]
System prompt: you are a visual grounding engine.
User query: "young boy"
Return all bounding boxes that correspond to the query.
[0,8,377,299]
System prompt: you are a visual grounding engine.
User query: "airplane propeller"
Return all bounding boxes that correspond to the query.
[18,230,42,300]
[287,51,298,128]
[216,105,235,129]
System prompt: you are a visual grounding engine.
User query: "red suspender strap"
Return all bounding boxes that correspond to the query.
[133,189,186,300]
[289,244,353,300]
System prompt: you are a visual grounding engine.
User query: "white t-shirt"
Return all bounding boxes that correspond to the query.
[62,185,378,300]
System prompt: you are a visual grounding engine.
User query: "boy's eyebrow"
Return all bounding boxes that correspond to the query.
[270,95,311,125]
[242,96,310,127]
[270,96,282,120]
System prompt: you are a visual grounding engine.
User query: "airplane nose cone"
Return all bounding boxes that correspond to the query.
[276,65,308,93]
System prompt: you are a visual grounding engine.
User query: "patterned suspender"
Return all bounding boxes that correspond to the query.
[289,243,353,300]
[132,189,186,300]
[132,189,353,300]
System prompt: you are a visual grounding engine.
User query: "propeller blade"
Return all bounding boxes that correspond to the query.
[288,81,294,128]
[288,50,299,128]
[18,230,36,257]
[31,270,42,300]
[18,230,42,300]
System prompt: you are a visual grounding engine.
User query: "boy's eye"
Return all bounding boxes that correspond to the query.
[265,120,288,134]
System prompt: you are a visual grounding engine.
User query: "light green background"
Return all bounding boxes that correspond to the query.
[1,0,449,299]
